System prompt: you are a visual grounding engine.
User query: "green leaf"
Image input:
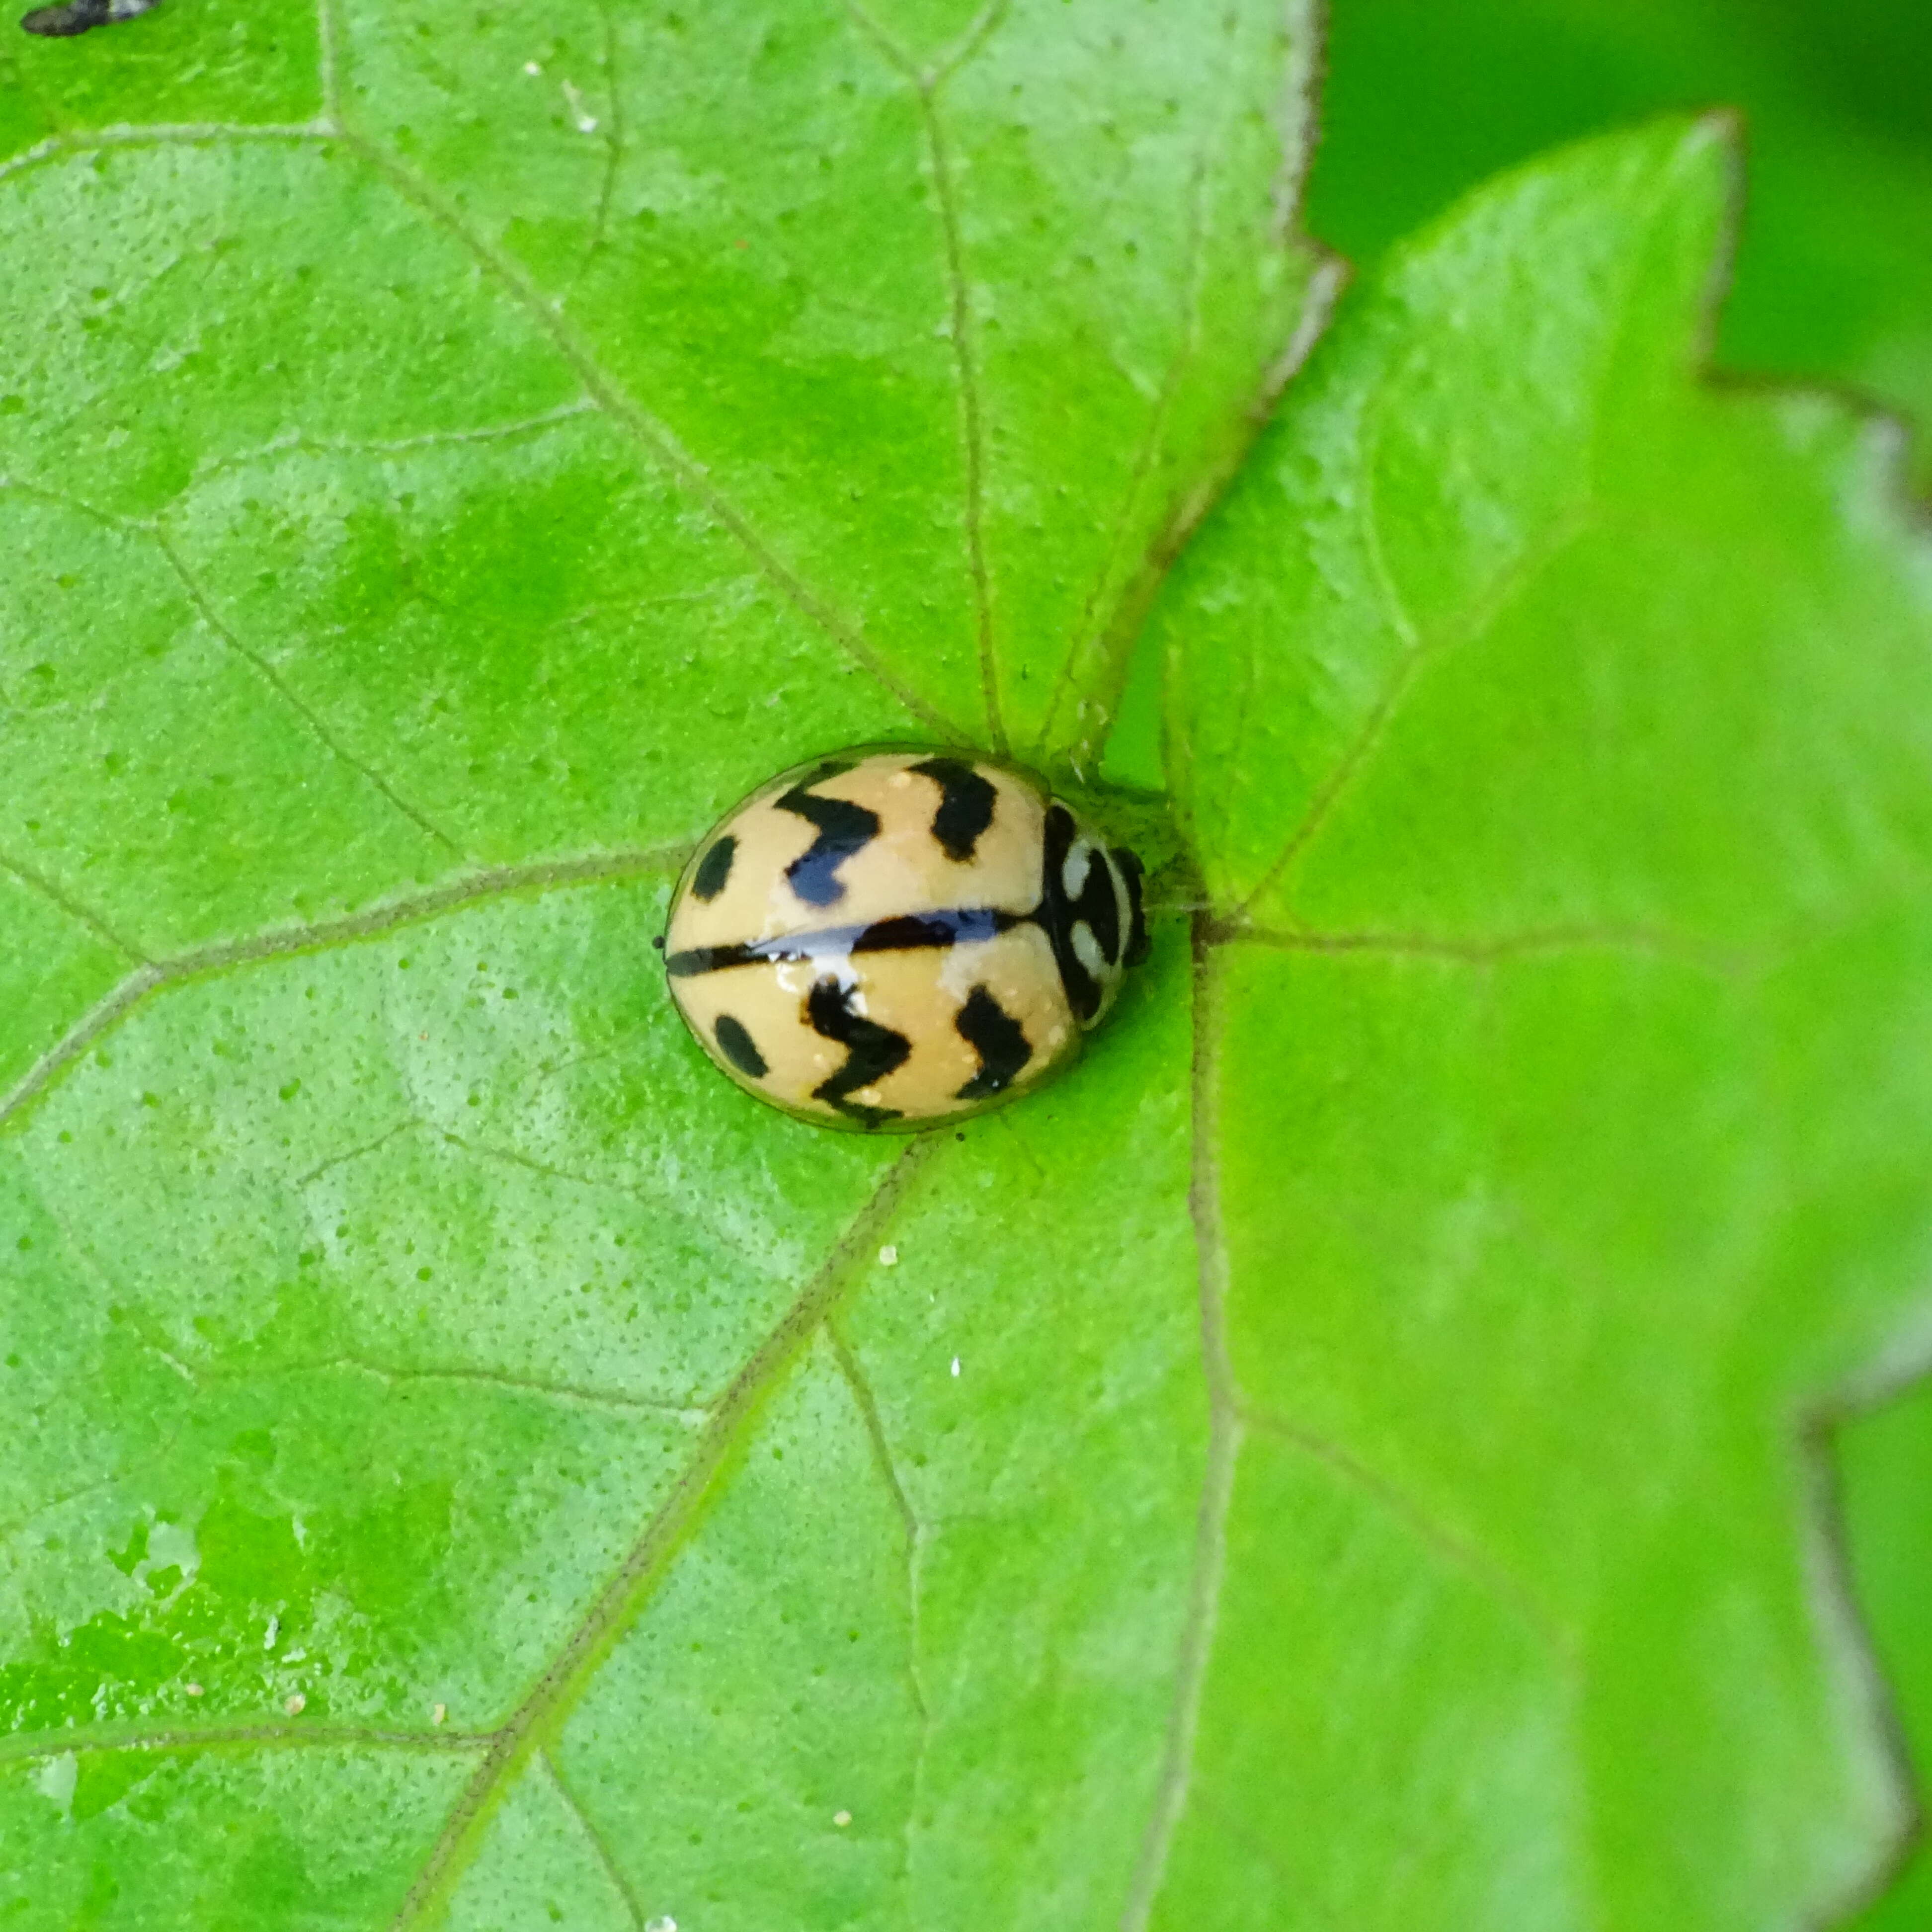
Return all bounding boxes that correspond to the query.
[1839,1380,1932,1932]
[1153,116,1932,1930]
[3,12,1931,1932]
[1308,0,1932,492]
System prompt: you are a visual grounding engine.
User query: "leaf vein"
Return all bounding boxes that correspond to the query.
[1220,921,1751,976]
[292,1118,423,1189]
[1236,502,1598,918]
[181,399,600,492]
[330,130,967,747]
[0,123,331,194]
[0,849,151,964]
[918,104,1002,753]
[315,0,341,128]
[0,1721,493,1766]
[927,0,1012,86]
[0,844,691,1136]
[386,1136,943,1928]
[439,1129,778,1290]
[573,0,627,295]
[538,1746,648,1930]
[841,3,1002,751]
[829,1315,931,1908]
[1237,1403,1576,1666]
[151,530,466,860]
[1034,158,1213,770]
[194,1355,709,1425]
[1118,915,1239,1932]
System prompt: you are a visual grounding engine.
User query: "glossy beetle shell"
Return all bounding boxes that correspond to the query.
[662,747,1147,1130]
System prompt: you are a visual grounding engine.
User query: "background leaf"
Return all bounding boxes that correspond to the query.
[2,6,1930,1931]
[1152,118,1932,1930]
[1840,1377,1932,1932]
[1301,4,1932,1912]
[1309,0,1932,493]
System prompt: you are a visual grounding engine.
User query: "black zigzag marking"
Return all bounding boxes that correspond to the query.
[807,977,910,1129]
[691,834,737,903]
[953,985,1033,1102]
[911,757,998,863]
[776,764,879,906]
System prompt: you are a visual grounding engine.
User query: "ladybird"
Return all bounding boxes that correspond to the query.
[662,746,1149,1130]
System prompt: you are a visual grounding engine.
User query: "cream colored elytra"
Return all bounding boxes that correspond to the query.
[662,746,1148,1131]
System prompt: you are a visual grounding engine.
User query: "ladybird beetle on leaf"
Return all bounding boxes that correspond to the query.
[663,746,1149,1130]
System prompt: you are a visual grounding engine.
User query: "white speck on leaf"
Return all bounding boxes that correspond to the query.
[263,1614,279,1649]
[645,1919,677,1932]
[950,1357,961,1377]
[34,1754,76,1817]
[834,1809,853,1827]
[561,80,599,133]
[183,1682,203,1697]
[878,1244,898,1267]
[145,1516,198,1583]
[432,1702,447,1725]
[523,60,542,76]
[284,1692,306,1716]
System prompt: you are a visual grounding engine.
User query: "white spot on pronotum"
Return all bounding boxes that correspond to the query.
[833,1809,853,1827]
[878,1244,898,1267]
[1062,842,1092,900]
[284,1692,306,1716]
[431,1702,447,1726]
[561,80,599,133]
[1072,920,1106,981]
[34,1753,77,1817]
[950,1357,961,1378]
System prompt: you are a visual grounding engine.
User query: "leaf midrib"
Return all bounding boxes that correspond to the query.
[386,1134,940,1928]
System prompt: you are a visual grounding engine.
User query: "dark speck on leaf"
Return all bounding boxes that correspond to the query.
[652,935,665,950]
